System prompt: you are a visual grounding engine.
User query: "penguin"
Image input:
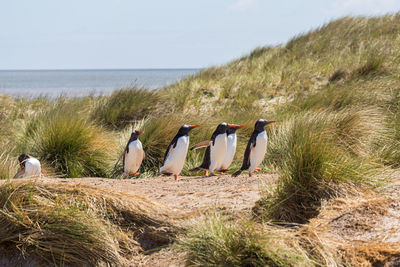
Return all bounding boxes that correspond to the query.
[232,119,275,177]
[216,124,243,172]
[14,154,47,178]
[123,130,145,178]
[189,122,235,176]
[160,124,199,180]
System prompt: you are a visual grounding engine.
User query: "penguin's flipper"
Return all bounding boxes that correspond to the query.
[190,140,211,151]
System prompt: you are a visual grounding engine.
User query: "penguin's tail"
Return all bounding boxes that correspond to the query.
[232,169,243,177]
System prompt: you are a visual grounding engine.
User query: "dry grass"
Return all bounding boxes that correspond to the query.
[298,193,400,266]
[0,180,180,266]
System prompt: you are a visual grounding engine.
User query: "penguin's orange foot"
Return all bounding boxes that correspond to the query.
[204,170,209,176]
[133,172,140,177]
[254,168,262,172]
[174,174,178,180]
[249,172,253,177]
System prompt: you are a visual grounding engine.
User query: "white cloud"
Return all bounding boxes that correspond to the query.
[328,0,400,17]
[229,0,260,11]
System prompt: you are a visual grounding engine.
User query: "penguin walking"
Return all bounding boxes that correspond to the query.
[160,124,199,180]
[217,124,243,172]
[190,122,235,176]
[14,154,47,178]
[123,130,145,178]
[232,119,275,177]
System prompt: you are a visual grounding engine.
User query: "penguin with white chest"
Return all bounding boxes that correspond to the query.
[14,154,47,178]
[232,119,275,177]
[160,124,199,180]
[190,122,236,176]
[217,124,243,172]
[123,130,145,178]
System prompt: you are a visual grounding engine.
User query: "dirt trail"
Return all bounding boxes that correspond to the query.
[40,173,275,215]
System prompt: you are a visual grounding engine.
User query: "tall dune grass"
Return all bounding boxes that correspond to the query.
[256,111,382,223]
[17,103,116,177]
[91,87,164,129]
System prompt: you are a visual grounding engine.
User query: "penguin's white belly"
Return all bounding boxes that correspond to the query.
[24,158,42,178]
[209,134,227,171]
[160,136,189,175]
[124,140,143,174]
[218,134,236,170]
[250,131,268,171]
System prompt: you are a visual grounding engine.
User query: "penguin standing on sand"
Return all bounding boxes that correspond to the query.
[232,119,275,177]
[14,154,47,178]
[160,124,199,180]
[217,124,243,172]
[123,130,145,178]
[190,122,235,176]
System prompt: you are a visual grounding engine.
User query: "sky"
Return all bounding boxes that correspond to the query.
[1,0,400,70]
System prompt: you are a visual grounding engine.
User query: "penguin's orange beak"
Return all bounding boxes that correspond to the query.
[267,121,275,124]
[189,125,199,129]
[236,125,243,128]
[228,124,236,128]
[137,131,144,134]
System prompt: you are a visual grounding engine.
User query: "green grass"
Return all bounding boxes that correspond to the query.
[255,110,382,223]
[16,102,116,177]
[178,214,316,266]
[91,87,164,129]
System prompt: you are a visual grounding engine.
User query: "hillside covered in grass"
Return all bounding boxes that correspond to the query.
[1,13,400,265]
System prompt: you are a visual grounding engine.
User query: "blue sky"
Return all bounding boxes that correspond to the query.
[1,0,400,70]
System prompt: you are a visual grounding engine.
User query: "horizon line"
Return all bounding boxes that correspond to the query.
[0,67,203,72]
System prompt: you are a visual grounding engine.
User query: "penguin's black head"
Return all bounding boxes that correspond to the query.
[215,122,236,135]
[227,124,243,135]
[178,124,199,135]
[130,130,143,140]
[254,119,275,131]
[18,154,30,167]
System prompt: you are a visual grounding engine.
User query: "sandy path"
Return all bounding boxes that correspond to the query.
[40,173,276,215]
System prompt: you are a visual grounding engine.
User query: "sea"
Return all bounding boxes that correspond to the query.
[0,69,200,98]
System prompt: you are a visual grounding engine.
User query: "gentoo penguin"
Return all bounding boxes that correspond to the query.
[232,119,275,177]
[217,124,243,172]
[160,124,199,180]
[189,122,235,176]
[14,154,47,178]
[123,130,145,178]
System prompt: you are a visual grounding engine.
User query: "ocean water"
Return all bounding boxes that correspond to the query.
[0,69,199,97]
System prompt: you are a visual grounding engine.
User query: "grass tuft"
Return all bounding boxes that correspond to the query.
[91,87,163,129]
[0,180,178,266]
[17,103,116,177]
[178,214,316,266]
[256,111,381,223]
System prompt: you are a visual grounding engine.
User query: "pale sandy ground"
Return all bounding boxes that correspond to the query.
[40,173,277,215]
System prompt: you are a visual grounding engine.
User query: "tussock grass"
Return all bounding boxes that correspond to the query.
[92,87,164,129]
[0,180,179,266]
[178,214,316,266]
[17,103,116,177]
[0,151,17,180]
[256,111,382,223]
